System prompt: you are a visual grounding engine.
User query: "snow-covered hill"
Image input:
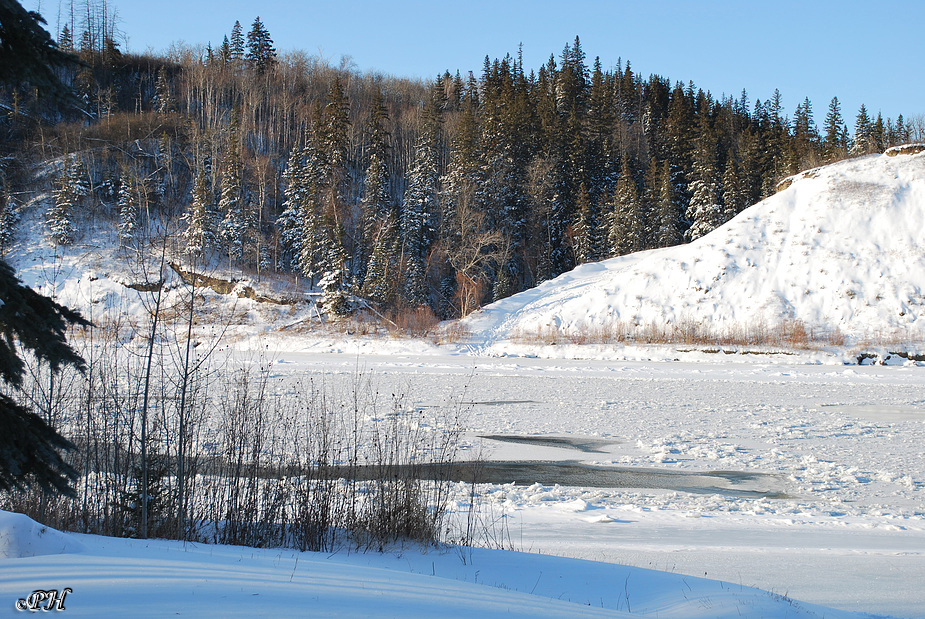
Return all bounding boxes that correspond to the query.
[465,148,925,349]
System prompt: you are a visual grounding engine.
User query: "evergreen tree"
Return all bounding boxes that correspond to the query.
[664,83,695,218]
[276,146,307,269]
[0,259,88,496]
[721,156,746,221]
[586,57,615,199]
[358,91,392,284]
[823,96,848,162]
[362,214,401,307]
[57,24,73,53]
[606,157,642,256]
[401,132,439,307]
[685,113,723,241]
[571,183,598,264]
[117,171,138,247]
[298,116,329,285]
[0,179,17,252]
[153,66,176,114]
[318,226,350,315]
[790,97,819,170]
[229,20,245,62]
[47,158,83,246]
[639,158,661,249]
[245,17,276,75]
[872,113,885,153]
[219,113,247,262]
[654,161,683,247]
[851,104,873,156]
[316,79,353,302]
[183,156,217,258]
[761,88,789,195]
[218,35,231,66]
[893,114,910,146]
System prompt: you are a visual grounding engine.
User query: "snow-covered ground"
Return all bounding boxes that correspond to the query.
[0,504,872,619]
[3,151,925,616]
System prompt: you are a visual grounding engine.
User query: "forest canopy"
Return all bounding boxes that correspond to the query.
[1,5,919,320]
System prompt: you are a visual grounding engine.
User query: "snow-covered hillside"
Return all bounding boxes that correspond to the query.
[465,149,925,348]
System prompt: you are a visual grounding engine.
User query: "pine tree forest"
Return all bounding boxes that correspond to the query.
[2,15,921,320]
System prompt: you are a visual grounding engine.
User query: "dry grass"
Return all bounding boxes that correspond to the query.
[511,319,862,351]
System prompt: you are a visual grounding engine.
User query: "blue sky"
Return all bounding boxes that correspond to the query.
[26,0,923,127]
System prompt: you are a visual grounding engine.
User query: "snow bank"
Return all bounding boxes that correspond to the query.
[0,510,867,618]
[0,511,85,559]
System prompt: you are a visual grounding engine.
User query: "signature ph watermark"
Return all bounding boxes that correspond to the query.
[15,589,71,612]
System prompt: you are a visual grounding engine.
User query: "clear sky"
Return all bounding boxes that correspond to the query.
[25,0,924,128]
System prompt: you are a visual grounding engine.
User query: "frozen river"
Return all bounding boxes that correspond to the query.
[263,347,925,617]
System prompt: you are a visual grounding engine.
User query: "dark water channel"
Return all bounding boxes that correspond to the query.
[435,461,789,499]
[463,434,788,499]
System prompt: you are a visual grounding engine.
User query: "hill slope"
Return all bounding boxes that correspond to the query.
[465,148,925,348]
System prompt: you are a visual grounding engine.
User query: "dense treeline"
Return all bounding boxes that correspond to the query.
[2,12,921,319]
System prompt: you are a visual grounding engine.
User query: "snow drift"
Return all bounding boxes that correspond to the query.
[465,149,925,346]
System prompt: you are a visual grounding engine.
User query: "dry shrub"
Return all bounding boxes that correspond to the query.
[387,306,440,338]
[775,319,810,349]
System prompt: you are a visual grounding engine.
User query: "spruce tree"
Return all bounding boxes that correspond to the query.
[654,161,683,248]
[117,171,138,247]
[318,226,351,316]
[571,183,598,264]
[893,114,910,146]
[57,24,73,53]
[721,157,746,221]
[823,97,848,162]
[183,156,217,258]
[0,259,88,496]
[851,104,873,156]
[218,35,231,66]
[872,113,885,153]
[606,158,642,257]
[229,20,245,62]
[246,17,276,76]
[686,113,723,241]
[48,158,81,246]
[362,214,401,306]
[153,66,176,114]
[401,132,439,307]
[219,113,247,263]
[277,145,307,269]
[298,117,329,285]
[790,97,819,170]
[639,158,661,250]
[761,90,785,194]
[0,179,17,252]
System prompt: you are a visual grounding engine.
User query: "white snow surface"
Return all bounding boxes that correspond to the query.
[4,152,925,616]
[464,151,925,348]
[0,507,880,618]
